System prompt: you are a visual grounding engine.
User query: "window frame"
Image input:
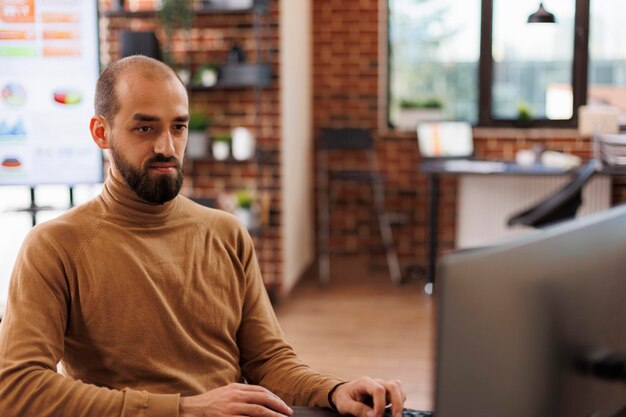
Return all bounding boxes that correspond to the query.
[479,0,590,128]
[386,0,591,129]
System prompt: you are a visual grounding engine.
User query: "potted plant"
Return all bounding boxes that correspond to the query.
[211,133,231,161]
[192,63,220,87]
[517,101,533,127]
[157,0,194,73]
[234,189,256,229]
[185,110,210,159]
[396,97,445,130]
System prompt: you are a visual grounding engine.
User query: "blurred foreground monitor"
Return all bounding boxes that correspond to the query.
[436,205,626,417]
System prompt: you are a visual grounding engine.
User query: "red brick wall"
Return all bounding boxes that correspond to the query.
[99,2,283,288]
[312,1,626,276]
[312,0,428,267]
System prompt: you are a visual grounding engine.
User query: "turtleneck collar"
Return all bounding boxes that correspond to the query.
[99,169,179,225]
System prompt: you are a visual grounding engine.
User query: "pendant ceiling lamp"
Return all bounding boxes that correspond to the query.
[527,2,556,24]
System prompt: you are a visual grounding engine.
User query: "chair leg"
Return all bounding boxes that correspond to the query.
[317,153,331,285]
[377,206,403,285]
[370,154,403,285]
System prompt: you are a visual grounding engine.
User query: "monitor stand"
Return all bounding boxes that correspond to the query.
[12,186,74,227]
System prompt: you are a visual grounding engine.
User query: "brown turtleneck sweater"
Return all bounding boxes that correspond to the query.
[0,173,344,417]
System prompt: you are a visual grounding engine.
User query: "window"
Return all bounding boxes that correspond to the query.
[387,0,481,128]
[588,0,626,125]
[388,0,607,129]
[491,0,575,121]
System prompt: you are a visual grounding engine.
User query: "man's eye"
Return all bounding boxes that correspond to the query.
[137,126,152,133]
[174,124,188,131]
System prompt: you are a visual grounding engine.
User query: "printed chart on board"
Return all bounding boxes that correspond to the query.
[0,0,101,186]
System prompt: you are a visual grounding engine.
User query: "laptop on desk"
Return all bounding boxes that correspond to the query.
[417,121,474,160]
[417,121,507,174]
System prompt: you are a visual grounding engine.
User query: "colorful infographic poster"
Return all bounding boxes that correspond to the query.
[0,0,101,186]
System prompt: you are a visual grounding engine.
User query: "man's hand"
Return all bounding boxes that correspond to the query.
[331,377,406,417]
[179,383,293,417]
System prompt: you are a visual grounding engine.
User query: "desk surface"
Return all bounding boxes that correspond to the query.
[420,159,569,175]
[421,159,626,176]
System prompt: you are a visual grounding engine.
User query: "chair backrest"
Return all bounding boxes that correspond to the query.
[317,128,373,150]
[507,160,599,228]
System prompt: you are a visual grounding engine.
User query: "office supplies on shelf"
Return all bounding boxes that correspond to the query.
[596,133,626,167]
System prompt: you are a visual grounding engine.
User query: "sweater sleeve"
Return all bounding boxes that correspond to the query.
[236,231,346,407]
[0,230,180,417]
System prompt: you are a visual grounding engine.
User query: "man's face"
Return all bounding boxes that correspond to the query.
[106,71,189,204]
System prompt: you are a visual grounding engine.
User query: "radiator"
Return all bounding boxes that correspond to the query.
[456,175,612,249]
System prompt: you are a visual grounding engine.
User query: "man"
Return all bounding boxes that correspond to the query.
[0,56,406,417]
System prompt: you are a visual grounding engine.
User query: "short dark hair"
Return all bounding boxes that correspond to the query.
[94,55,183,125]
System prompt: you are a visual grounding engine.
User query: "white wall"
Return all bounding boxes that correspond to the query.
[280,0,313,294]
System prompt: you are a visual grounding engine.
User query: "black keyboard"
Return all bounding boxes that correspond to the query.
[382,408,433,417]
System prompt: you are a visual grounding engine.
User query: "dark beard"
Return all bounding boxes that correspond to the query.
[109,144,184,205]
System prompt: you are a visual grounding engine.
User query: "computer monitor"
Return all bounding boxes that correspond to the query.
[435,204,626,417]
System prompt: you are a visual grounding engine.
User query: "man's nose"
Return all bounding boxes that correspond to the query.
[154,130,175,157]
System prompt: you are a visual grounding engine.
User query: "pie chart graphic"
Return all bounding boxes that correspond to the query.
[53,90,81,105]
[1,157,22,168]
[2,83,26,106]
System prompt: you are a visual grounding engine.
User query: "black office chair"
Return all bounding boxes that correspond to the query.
[507,160,600,229]
[316,128,403,285]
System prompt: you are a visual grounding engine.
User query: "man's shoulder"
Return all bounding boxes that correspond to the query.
[178,196,249,238]
[179,196,242,230]
[28,197,104,247]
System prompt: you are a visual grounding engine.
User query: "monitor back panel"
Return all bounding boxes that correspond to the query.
[435,205,626,417]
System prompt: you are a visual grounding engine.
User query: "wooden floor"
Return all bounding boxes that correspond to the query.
[274,256,435,411]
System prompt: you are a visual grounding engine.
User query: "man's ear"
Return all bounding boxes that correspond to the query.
[90,115,110,150]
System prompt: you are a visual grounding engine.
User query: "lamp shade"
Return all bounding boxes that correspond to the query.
[527,2,556,23]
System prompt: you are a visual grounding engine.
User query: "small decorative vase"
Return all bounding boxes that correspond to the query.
[231,127,255,161]
[212,141,230,161]
[234,207,253,229]
[186,130,208,159]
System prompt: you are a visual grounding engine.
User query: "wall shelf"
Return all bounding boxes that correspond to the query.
[99,0,280,284]
[102,0,269,17]
[189,63,272,90]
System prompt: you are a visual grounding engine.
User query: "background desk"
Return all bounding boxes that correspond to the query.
[420,160,612,292]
